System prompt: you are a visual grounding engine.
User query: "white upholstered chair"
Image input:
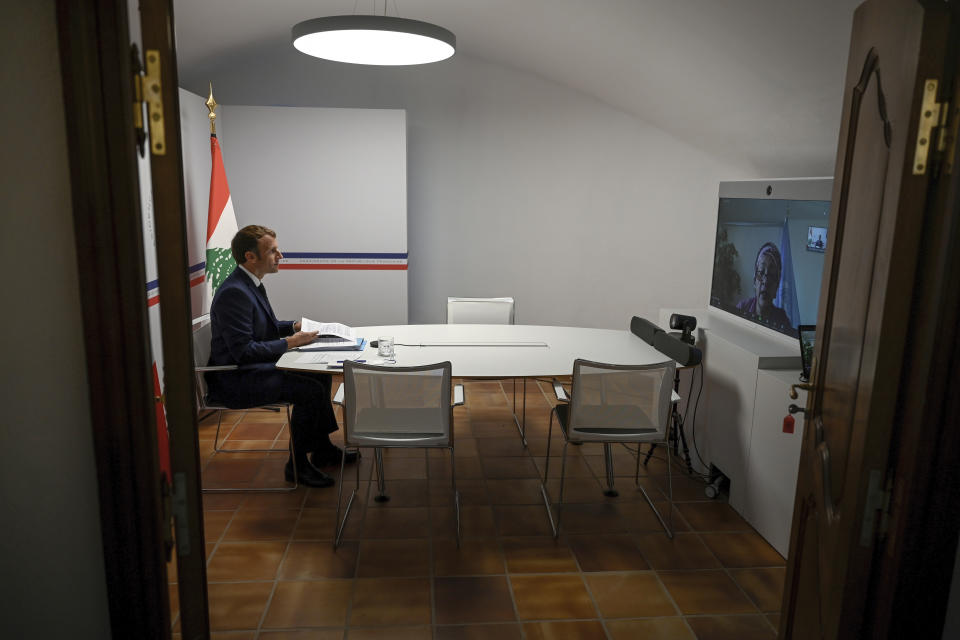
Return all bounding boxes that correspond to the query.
[445,297,530,444]
[446,297,515,324]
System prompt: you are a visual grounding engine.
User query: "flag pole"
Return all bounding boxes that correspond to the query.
[204,81,239,309]
[206,82,217,135]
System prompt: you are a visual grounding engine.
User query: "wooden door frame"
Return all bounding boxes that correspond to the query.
[55,0,208,637]
[55,0,171,637]
[849,3,960,636]
[139,0,212,634]
[873,154,960,637]
[866,10,960,628]
[780,1,960,637]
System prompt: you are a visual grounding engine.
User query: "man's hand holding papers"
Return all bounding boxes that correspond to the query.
[296,318,366,351]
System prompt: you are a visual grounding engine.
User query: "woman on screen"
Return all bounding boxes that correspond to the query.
[736,242,793,331]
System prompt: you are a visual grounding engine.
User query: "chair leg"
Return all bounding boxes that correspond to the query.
[635,441,642,484]
[636,439,674,539]
[602,443,618,497]
[543,409,555,481]
[212,409,226,452]
[539,409,559,537]
[202,405,298,493]
[522,378,527,442]
[333,446,358,549]
[286,406,298,490]
[450,446,460,547]
[666,438,674,534]
[373,447,389,502]
[554,441,570,537]
[214,408,281,455]
[509,377,528,447]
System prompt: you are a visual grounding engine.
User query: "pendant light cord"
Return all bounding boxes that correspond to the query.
[353,0,399,17]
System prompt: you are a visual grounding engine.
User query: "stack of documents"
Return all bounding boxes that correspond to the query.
[297,318,366,351]
[296,337,366,352]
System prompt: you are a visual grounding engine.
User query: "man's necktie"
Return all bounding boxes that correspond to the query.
[257,283,280,324]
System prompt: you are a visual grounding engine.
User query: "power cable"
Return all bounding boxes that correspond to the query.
[688,364,709,471]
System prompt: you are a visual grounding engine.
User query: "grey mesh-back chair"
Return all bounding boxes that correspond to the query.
[191,314,298,492]
[446,297,528,444]
[540,358,677,538]
[333,360,464,547]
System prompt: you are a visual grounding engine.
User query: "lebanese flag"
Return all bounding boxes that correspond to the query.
[152,361,171,483]
[205,134,239,309]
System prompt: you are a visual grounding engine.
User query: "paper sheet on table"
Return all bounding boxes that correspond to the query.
[294,353,329,364]
[293,353,392,367]
[325,357,395,370]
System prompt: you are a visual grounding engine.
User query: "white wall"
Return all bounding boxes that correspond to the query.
[0,2,111,637]
[180,47,760,329]
[179,93,411,325]
[218,105,408,325]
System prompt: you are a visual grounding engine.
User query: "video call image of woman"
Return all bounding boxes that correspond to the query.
[736,242,793,331]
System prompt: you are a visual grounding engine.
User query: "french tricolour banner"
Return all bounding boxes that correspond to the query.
[205,134,238,310]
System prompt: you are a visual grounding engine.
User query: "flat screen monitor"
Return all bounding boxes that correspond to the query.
[709,179,832,339]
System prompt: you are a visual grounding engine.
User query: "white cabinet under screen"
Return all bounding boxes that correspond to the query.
[744,369,807,556]
[704,316,804,556]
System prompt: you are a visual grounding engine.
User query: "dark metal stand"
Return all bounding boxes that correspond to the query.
[643,367,693,475]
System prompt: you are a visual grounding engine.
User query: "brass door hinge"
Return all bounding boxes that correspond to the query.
[143,49,166,155]
[913,79,952,175]
[130,44,146,157]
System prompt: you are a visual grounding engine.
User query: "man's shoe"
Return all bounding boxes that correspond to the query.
[284,461,335,488]
[310,445,359,469]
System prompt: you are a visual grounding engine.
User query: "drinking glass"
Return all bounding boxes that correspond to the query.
[377,336,395,358]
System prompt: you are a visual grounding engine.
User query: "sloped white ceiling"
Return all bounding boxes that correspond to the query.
[173,0,861,175]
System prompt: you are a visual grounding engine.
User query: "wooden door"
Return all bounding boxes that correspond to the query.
[136,0,211,636]
[64,0,211,635]
[54,0,174,636]
[780,1,960,638]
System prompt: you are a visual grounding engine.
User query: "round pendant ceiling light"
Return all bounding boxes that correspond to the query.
[292,15,456,66]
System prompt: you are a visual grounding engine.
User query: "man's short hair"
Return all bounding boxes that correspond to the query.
[231,225,276,265]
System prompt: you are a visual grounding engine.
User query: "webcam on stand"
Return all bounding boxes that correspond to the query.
[669,313,697,345]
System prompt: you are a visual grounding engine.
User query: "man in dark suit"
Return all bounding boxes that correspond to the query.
[207,224,356,487]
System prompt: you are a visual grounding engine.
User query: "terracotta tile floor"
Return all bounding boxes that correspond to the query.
[172,379,785,639]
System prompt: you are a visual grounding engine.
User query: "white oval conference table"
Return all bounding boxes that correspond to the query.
[277,324,678,482]
[276,324,671,377]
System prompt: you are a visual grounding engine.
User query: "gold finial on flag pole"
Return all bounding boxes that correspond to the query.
[206,82,218,135]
